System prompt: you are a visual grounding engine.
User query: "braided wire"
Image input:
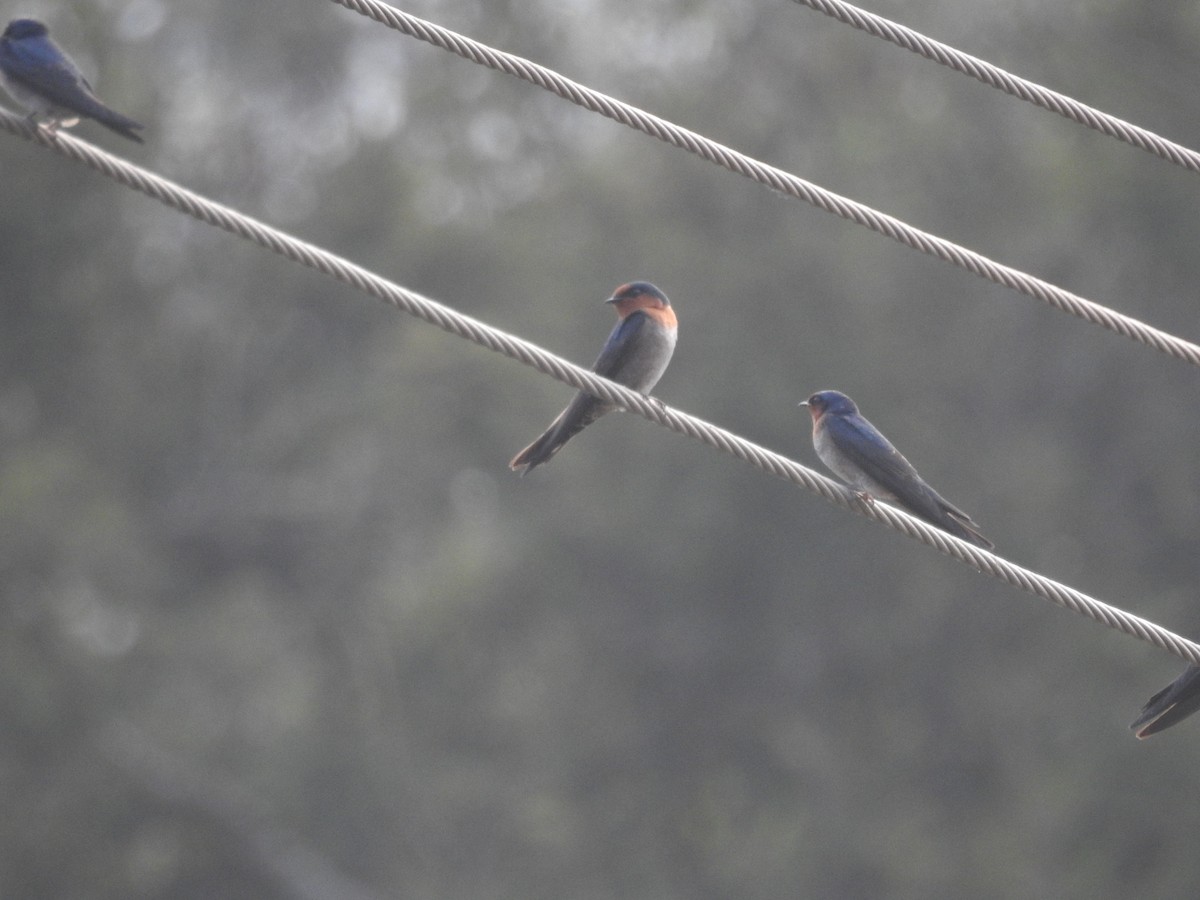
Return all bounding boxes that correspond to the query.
[1,112,1196,666]
[792,0,1200,174]
[328,0,1200,368]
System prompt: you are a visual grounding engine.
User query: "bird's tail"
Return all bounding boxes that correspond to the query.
[1132,685,1178,739]
[1130,666,1200,739]
[82,97,144,143]
[944,510,995,550]
[910,490,995,550]
[509,394,608,475]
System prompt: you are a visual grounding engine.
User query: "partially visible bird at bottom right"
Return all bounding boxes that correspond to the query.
[799,389,993,550]
[1131,664,1200,739]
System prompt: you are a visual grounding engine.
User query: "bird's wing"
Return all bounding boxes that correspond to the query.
[825,412,992,548]
[827,413,967,517]
[824,414,924,497]
[590,310,651,383]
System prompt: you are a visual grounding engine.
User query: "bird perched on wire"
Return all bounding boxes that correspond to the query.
[799,390,993,549]
[1131,664,1200,739]
[510,281,677,474]
[0,18,143,143]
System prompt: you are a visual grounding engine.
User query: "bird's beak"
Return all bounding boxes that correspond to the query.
[604,295,618,304]
[798,400,809,408]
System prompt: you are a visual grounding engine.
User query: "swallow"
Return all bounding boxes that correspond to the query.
[510,282,677,474]
[799,390,994,549]
[1131,665,1200,739]
[0,19,143,143]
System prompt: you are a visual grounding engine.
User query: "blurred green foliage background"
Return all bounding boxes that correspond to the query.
[2,1,1200,896]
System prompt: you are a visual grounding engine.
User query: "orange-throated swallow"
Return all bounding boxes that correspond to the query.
[510,282,677,474]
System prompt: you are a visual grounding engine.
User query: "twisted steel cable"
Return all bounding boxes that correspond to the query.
[1,111,1195,667]
[328,0,1200,368]
[791,0,1200,174]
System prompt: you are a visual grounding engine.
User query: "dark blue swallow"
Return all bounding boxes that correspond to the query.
[1131,665,1200,739]
[800,390,993,549]
[510,282,677,474]
[0,19,143,142]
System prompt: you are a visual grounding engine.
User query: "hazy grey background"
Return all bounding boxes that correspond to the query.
[2,1,1199,897]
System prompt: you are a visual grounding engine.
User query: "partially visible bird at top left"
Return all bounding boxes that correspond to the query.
[0,18,143,143]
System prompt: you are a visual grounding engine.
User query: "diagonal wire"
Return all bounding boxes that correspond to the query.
[1,112,1196,668]
[791,0,1200,175]
[327,0,1200,369]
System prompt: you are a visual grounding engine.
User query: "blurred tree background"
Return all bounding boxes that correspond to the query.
[2,0,1199,896]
